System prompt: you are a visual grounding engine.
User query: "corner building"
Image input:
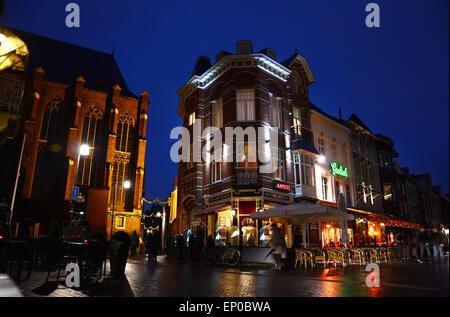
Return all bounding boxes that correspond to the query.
[174,41,317,250]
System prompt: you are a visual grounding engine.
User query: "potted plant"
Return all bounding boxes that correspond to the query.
[109,231,130,279]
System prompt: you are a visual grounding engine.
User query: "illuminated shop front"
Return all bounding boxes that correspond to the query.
[206,200,284,248]
[321,222,354,247]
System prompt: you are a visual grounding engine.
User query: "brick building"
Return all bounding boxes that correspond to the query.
[173,41,317,248]
[0,26,148,237]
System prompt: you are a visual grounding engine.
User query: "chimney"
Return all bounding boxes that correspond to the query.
[339,108,342,120]
[215,51,230,63]
[260,48,276,60]
[236,40,253,55]
[191,56,211,77]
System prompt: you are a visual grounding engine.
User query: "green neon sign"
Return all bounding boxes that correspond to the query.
[330,162,348,178]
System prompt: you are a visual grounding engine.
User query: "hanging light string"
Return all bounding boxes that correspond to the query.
[141,197,170,205]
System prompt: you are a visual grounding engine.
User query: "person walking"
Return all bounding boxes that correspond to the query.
[130,230,140,258]
[430,227,445,262]
[417,227,431,262]
[270,223,287,271]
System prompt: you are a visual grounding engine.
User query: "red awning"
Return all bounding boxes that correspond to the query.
[195,203,231,218]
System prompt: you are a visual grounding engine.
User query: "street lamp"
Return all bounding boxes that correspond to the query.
[110,179,131,239]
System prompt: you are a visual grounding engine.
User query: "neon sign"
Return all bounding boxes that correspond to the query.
[330,162,348,178]
[276,183,291,191]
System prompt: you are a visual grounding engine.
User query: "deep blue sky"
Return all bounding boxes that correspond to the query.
[3,0,449,197]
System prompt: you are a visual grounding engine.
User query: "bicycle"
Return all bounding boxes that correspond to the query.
[206,243,240,267]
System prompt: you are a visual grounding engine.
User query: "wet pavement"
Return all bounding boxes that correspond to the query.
[17,256,449,297]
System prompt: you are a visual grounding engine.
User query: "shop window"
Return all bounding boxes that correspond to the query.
[241,217,257,246]
[259,225,273,247]
[215,226,228,247]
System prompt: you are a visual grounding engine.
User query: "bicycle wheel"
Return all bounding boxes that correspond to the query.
[224,248,240,266]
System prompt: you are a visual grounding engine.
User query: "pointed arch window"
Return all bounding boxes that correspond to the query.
[115,113,135,152]
[77,105,103,186]
[40,99,63,143]
[111,113,135,209]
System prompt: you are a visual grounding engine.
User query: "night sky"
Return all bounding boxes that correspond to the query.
[2,0,448,198]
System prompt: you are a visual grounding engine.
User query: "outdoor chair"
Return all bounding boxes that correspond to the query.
[378,249,388,263]
[326,249,346,267]
[369,248,378,263]
[387,248,395,261]
[314,250,327,268]
[349,249,365,265]
[294,249,305,269]
[301,250,314,268]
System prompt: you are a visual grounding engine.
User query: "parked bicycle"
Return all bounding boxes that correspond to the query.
[206,243,240,267]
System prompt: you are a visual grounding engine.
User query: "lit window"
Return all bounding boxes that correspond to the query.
[269,95,282,129]
[212,99,223,128]
[322,177,328,201]
[273,149,285,181]
[78,105,103,186]
[116,216,125,229]
[318,137,325,155]
[188,112,195,126]
[111,113,135,208]
[292,106,301,135]
[384,184,393,201]
[39,99,63,143]
[211,148,223,183]
[301,154,314,186]
[236,89,255,121]
[293,153,314,187]
[331,143,337,161]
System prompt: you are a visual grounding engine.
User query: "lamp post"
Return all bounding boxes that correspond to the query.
[110,180,130,239]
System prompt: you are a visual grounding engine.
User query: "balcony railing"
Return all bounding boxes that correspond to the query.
[291,126,316,153]
[235,167,259,187]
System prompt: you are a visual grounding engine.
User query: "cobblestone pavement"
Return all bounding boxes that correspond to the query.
[16,256,449,297]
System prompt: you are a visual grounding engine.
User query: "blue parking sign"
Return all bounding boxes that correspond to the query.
[71,186,79,199]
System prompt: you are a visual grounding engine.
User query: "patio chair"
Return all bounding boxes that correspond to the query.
[349,249,364,265]
[294,249,305,269]
[302,250,314,268]
[378,249,388,263]
[314,250,327,268]
[369,248,378,263]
